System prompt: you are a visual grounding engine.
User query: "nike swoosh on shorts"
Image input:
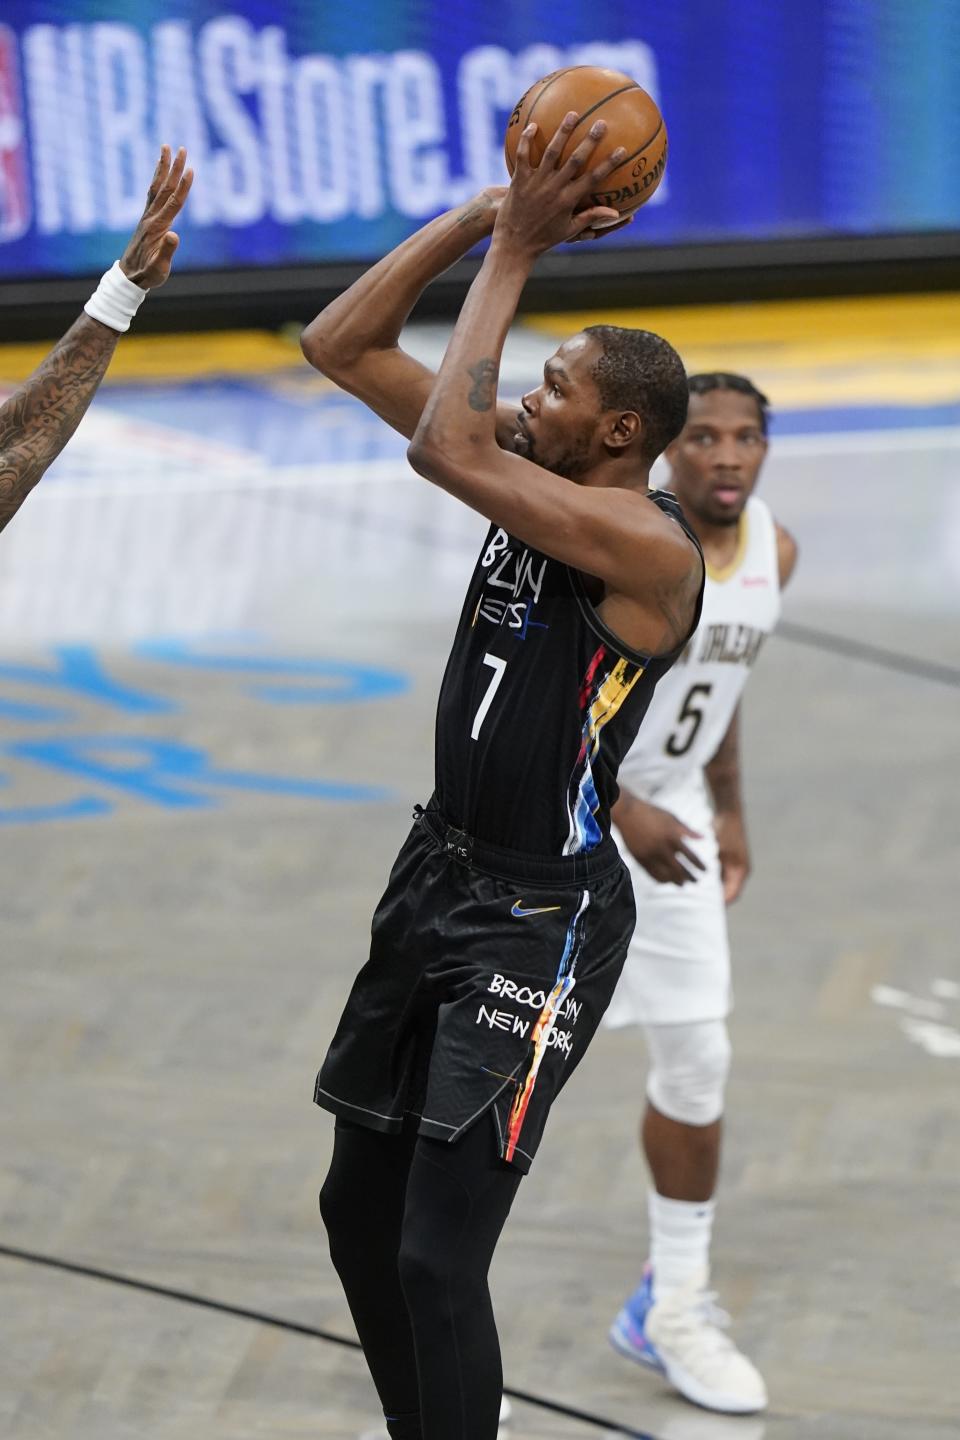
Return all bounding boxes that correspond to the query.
[511,900,562,917]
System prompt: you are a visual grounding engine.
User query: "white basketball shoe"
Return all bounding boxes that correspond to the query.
[609,1265,767,1414]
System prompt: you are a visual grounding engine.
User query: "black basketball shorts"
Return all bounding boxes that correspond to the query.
[313,803,636,1173]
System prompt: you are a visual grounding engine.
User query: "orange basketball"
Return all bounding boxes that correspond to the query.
[504,66,667,221]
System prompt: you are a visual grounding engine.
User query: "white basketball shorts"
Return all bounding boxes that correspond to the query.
[604,773,732,1027]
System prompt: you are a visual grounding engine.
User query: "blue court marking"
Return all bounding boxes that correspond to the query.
[0,646,175,715]
[0,698,72,722]
[2,735,386,811]
[0,640,405,822]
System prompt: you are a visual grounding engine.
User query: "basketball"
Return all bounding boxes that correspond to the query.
[504,66,667,221]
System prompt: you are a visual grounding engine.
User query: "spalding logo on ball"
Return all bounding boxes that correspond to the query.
[505,66,667,223]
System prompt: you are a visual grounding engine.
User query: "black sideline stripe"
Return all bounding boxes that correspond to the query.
[778,621,960,689]
[0,1242,660,1440]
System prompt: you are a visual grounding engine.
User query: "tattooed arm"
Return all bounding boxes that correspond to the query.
[0,145,192,537]
[0,320,120,534]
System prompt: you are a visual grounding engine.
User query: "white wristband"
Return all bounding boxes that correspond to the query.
[84,260,149,334]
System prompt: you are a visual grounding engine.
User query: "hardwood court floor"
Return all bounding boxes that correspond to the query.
[1,612,957,1440]
[1,302,959,1439]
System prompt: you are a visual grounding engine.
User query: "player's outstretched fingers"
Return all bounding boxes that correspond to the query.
[164,162,194,223]
[121,145,192,288]
[588,143,628,188]
[152,148,190,220]
[568,204,621,239]
[514,122,538,171]
[562,121,612,182]
[540,111,581,171]
[145,144,171,208]
[568,214,635,243]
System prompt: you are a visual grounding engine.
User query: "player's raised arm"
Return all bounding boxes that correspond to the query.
[407,113,701,652]
[300,190,521,446]
[0,146,192,537]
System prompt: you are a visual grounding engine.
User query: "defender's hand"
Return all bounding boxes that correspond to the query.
[120,146,194,290]
[617,795,706,887]
[714,810,751,904]
[495,113,626,256]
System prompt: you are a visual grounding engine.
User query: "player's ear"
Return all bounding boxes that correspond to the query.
[605,409,641,454]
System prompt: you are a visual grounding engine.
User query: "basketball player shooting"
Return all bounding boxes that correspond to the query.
[302,112,704,1440]
[605,374,798,1413]
[0,147,192,536]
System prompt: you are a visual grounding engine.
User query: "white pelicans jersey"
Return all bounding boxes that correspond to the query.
[618,495,781,800]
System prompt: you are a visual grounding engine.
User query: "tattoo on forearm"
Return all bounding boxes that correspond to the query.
[457,199,490,228]
[0,315,120,535]
[466,358,498,413]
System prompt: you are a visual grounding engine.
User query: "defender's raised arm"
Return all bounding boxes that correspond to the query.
[0,146,192,537]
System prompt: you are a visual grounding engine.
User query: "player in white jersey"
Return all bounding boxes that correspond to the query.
[605,374,797,1415]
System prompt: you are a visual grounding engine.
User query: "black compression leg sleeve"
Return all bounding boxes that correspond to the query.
[398,1117,522,1440]
[319,1118,422,1436]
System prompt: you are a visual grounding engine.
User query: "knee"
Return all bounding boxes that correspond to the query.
[318,1167,362,1263]
[645,1019,731,1127]
[396,1223,448,1310]
[318,1174,343,1248]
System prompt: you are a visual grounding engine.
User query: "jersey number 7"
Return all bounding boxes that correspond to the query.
[471,653,507,740]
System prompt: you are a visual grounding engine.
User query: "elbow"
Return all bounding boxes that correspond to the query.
[407,404,443,476]
[300,310,356,382]
[300,318,334,377]
[406,432,446,481]
[409,411,492,481]
[407,422,467,484]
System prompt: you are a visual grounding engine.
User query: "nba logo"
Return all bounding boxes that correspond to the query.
[0,25,30,242]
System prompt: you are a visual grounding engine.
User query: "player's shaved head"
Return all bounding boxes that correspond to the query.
[584,325,689,465]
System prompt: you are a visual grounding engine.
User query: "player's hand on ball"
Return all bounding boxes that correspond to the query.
[617,795,706,887]
[568,213,635,244]
[120,145,194,290]
[494,113,626,255]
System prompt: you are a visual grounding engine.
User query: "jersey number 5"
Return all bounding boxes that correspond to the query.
[666,682,713,757]
[471,653,507,740]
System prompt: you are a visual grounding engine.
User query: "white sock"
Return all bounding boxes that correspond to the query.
[647,1189,715,1295]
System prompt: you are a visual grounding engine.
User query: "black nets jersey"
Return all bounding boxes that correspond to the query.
[433,490,704,855]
